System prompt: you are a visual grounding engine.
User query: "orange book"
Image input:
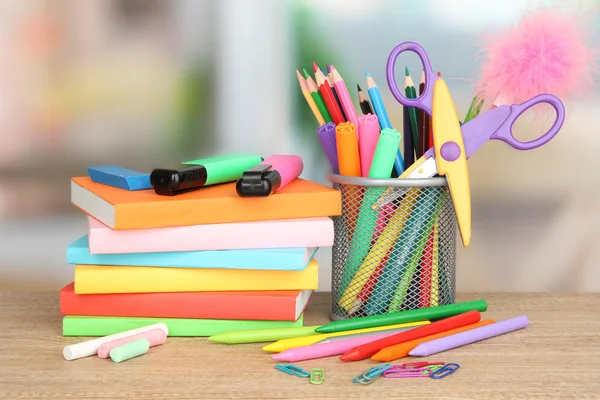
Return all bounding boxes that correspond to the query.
[71,177,341,229]
[60,283,311,321]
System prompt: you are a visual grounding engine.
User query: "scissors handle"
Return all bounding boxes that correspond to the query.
[491,94,566,150]
[386,41,437,116]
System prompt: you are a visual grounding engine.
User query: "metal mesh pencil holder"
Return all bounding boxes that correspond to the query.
[328,174,457,321]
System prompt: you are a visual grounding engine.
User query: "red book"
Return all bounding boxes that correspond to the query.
[60,283,312,321]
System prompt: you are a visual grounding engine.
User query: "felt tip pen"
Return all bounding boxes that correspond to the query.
[150,154,263,196]
[236,155,303,197]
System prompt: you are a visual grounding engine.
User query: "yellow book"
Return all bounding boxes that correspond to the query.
[74,260,319,294]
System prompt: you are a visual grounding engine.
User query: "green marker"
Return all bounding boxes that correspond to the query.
[315,299,488,334]
[208,326,321,344]
[336,129,402,299]
[150,154,263,196]
[109,338,150,363]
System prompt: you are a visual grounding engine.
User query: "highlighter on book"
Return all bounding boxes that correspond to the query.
[236,155,303,197]
[151,154,263,196]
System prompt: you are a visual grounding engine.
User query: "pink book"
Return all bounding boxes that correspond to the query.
[87,216,334,254]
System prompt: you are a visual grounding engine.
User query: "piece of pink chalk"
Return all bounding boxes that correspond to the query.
[97,328,167,359]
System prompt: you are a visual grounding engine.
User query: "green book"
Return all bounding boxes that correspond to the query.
[63,314,304,337]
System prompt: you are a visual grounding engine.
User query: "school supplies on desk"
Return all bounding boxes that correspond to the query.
[271,328,413,362]
[73,260,319,294]
[208,326,320,344]
[371,320,495,361]
[296,70,326,126]
[109,339,150,363]
[150,154,263,196]
[67,236,317,271]
[330,65,359,133]
[60,283,311,321]
[71,177,341,229]
[63,314,304,337]
[303,69,332,123]
[86,216,333,254]
[88,166,152,191]
[236,155,303,197]
[63,322,168,360]
[315,63,345,125]
[317,300,487,333]
[409,315,529,357]
[340,311,481,361]
[97,328,167,359]
[262,321,429,353]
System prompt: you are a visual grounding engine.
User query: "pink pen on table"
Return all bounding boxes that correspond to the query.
[330,65,359,136]
[97,328,167,359]
[357,113,380,178]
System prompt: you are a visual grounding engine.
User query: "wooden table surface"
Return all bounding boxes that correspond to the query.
[1,291,600,399]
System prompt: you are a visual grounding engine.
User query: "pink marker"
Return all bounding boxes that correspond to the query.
[272,329,404,363]
[358,114,380,177]
[97,328,167,359]
[236,155,303,197]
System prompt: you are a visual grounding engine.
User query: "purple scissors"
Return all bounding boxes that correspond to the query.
[384,41,566,180]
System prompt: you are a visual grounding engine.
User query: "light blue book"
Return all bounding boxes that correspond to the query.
[67,236,318,271]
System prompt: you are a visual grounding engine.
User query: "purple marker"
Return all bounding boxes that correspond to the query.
[317,122,339,174]
[409,315,529,357]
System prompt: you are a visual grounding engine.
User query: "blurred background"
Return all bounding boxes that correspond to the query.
[1,0,599,292]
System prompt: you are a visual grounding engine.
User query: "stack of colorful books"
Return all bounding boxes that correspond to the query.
[60,174,341,337]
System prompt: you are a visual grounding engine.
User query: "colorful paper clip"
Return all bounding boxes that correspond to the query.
[352,364,392,385]
[275,364,310,378]
[383,366,433,378]
[430,363,460,379]
[310,368,325,385]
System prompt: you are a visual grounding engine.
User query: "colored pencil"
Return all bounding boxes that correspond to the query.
[357,84,374,114]
[326,65,347,121]
[366,72,403,175]
[296,70,326,126]
[404,68,420,157]
[402,105,415,168]
[314,62,345,125]
[330,65,359,134]
[418,70,431,154]
[464,94,485,123]
[303,68,332,123]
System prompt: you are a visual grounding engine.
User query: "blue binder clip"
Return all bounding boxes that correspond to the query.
[275,364,310,378]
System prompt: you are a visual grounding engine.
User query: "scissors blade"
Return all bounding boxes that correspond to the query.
[432,78,471,247]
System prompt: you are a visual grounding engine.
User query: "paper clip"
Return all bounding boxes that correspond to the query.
[402,361,445,369]
[383,366,433,378]
[275,364,310,378]
[352,364,392,385]
[310,368,325,385]
[430,363,460,379]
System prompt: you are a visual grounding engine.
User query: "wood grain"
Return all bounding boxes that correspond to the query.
[1,291,599,399]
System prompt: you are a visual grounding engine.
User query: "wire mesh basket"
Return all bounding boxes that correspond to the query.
[328,174,457,321]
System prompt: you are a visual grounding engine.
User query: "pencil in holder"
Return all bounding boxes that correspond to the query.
[328,174,457,320]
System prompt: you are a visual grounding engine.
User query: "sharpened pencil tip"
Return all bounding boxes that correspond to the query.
[312,61,319,72]
[302,68,309,79]
[437,72,442,77]
[365,71,371,77]
[405,66,410,76]
[326,64,331,72]
[357,84,362,91]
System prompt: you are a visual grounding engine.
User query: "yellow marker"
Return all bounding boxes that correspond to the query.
[431,78,471,247]
[261,321,429,353]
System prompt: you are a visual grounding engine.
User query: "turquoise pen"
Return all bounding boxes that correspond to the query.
[365,73,404,175]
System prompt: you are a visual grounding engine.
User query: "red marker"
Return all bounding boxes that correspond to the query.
[339,310,481,361]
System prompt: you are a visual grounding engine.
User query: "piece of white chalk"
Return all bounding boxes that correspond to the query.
[63,323,168,361]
